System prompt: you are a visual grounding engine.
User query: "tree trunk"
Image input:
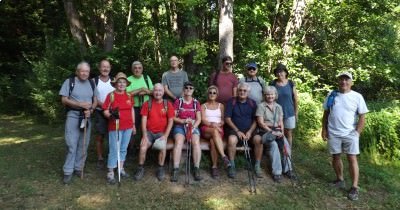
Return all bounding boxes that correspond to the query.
[177,6,199,74]
[103,0,114,52]
[124,0,132,41]
[218,0,234,68]
[282,0,308,57]
[62,0,89,53]
[150,3,162,65]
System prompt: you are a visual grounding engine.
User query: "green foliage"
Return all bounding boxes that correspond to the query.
[295,92,324,140]
[362,101,400,160]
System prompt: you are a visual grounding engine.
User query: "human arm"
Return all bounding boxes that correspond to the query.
[225,117,246,140]
[321,110,329,141]
[131,107,136,134]
[356,114,366,134]
[245,121,257,140]
[293,85,299,120]
[140,115,148,145]
[200,104,211,126]
[164,85,177,100]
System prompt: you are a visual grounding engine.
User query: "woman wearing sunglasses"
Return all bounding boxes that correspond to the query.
[171,81,202,182]
[200,86,231,178]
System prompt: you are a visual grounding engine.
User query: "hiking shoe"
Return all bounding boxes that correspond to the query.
[347,187,359,201]
[170,168,179,182]
[73,170,82,177]
[331,179,346,189]
[120,168,130,178]
[134,167,144,181]
[228,166,236,179]
[107,171,116,185]
[284,170,297,180]
[273,175,282,183]
[222,156,231,168]
[156,166,165,181]
[211,167,219,178]
[254,165,263,178]
[96,159,105,170]
[63,174,73,185]
[193,167,203,181]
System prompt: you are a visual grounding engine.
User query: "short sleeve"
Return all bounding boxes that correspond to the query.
[225,99,233,118]
[232,74,239,87]
[357,95,369,114]
[167,102,175,118]
[195,100,201,112]
[183,71,189,83]
[255,104,264,117]
[140,101,149,116]
[147,75,154,90]
[173,98,180,110]
[59,79,70,97]
[161,72,168,86]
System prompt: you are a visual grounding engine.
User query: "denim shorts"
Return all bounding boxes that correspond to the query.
[173,125,200,136]
[284,116,296,129]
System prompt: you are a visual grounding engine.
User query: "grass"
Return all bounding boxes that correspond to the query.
[0,114,399,209]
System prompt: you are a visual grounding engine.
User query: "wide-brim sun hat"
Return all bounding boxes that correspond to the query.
[111,72,131,87]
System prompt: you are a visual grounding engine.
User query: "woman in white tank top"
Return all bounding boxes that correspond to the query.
[201,86,231,178]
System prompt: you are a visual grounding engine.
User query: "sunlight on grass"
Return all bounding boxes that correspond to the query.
[77,193,111,208]
[205,197,234,210]
[0,137,29,145]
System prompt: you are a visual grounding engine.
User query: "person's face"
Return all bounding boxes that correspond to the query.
[170,56,179,69]
[153,85,164,100]
[183,85,194,96]
[264,91,276,103]
[223,60,233,71]
[237,86,249,100]
[76,65,90,80]
[208,88,218,101]
[247,67,257,76]
[115,79,128,91]
[99,60,111,76]
[132,64,143,76]
[338,76,352,92]
[275,70,287,80]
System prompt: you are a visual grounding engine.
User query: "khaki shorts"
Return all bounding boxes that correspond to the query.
[328,130,360,155]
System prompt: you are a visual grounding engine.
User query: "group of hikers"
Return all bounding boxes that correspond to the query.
[59,55,368,201]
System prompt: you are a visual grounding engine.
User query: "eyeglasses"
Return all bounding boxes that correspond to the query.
[238,89,247,92]
[225,62,233,66]
[185,86,194,90]
[247,68,256,71]
[208,91,217,95]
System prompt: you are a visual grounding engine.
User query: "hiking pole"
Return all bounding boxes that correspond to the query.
[243,139,256,194]
[81,116,87,179]
[116,118,121,186]
[283,139,298,185]
[185,123,193,186]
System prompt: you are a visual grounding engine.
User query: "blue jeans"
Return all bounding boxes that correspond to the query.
[107,129,133,169]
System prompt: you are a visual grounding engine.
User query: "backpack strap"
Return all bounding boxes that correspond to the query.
[327,90,339,110]
[68,76,75,97]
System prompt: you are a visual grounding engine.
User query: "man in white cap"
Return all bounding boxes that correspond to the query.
[321,72,368,201]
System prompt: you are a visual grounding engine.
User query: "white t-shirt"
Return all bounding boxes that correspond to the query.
[95,78,114,106]
[323,90,368,137]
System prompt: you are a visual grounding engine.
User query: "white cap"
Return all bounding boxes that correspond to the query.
[338,72,353,80]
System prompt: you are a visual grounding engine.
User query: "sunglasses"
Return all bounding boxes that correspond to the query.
[238,89,247,92]
[184,86,194,90]
[208,91,217,95]
[247,68,256,71]
[225,62,233,66]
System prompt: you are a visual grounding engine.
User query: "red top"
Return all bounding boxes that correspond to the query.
[174,98,201,125]
[102,91,134,131]
[141,99,175,133]
[209,71,238,104]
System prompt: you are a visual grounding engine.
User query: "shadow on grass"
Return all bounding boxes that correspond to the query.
[0,115,399,209]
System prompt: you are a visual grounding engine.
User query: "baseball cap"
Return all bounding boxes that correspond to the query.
[338,72,353,80]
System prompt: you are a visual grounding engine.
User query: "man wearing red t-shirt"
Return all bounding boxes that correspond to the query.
[133,83,175,181]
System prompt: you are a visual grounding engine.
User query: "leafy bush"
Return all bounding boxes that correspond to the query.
[362,101,400,160]
[295,92,324,140]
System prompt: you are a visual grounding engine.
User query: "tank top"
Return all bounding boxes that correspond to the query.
[204,103,222,123]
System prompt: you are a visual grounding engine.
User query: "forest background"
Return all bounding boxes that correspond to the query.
[0,1,399,162]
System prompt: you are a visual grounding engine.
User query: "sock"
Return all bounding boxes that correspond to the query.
[230,160,235,168]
